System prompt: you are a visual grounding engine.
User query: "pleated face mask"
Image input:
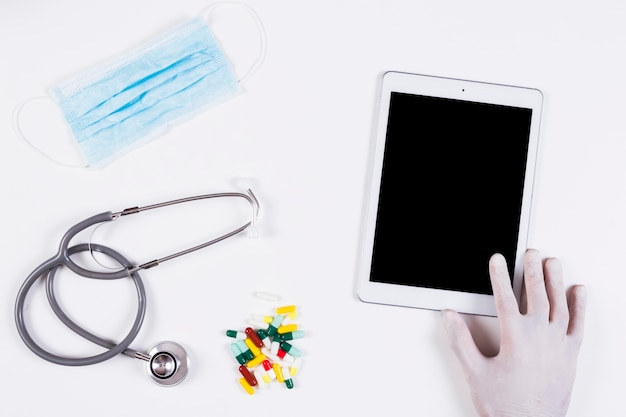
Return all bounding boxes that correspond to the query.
[15,3,266,169]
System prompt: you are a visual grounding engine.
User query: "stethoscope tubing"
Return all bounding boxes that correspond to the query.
[14,190,259,380]
[15,243,146,366]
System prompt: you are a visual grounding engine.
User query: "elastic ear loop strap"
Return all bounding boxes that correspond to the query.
[201,1,267,84]
[12,96,87,169]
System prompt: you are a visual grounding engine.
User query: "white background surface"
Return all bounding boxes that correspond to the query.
[1,1,625,416]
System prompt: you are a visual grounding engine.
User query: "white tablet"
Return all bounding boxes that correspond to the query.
[356,71,543,316]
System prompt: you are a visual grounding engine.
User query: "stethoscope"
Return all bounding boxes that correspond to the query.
[14,189,259,387]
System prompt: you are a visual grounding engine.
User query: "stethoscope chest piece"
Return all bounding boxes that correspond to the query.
[147,341,189,387]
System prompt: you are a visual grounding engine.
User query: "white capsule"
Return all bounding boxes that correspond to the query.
[281,352,295,363]
[261,347,282,364]
[262,360,277,380]
[246,318,269,329]
[253,370,267,388]
[289,357,302,376]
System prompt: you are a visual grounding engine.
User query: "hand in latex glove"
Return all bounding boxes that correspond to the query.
[442,249,587,417]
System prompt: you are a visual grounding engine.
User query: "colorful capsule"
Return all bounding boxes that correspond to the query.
[245,327,264,348]
[260,370,271,384]
[236,339,255,361]
[289,357,302,376]
[254,369,268,388]
[277,324,298,334]
[276,348,295,363]
[256,329,271,348]
[276,305,298,321]
[239,365,258,386]
[276,348,287,359]
[279,330,305,341]
[239,377,255,395]
[270,339,280,355]
[262,359,276,380]
[282,366,294,389]
[246,353,266,368]
[229,342,247,365]
[261,347,281,363]
[251,314,274,323]
[246,319,269,329]
[273,362,284,383]
[226,329,247,339]
[279,341,302,358]
[275,305,297,315]
[266,314,285,337]
[244,337,262,357]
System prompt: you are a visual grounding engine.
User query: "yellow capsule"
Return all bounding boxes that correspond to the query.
[239,377,255,395]
[261,371,271,384]
[273,362,284,383]
[244,337,262,357]
[277,324,298,334]
[289,357,302,376]
[276,305,297,315]
[246,354,266,368]
[251,314,273,323]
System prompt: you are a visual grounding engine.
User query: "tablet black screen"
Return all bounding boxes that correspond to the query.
[369,92,532,295]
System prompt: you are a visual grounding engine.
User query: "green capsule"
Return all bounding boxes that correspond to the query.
[226,329,246,339]
[229,342,247,365]
[280,330,305,341]
[256,329,271,347]
[236,339,255,361]
[266,315,285,337]
[279,341,302,358]
[283,366,294,389]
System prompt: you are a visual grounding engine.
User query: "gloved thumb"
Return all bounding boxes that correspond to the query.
[442,309,484,373]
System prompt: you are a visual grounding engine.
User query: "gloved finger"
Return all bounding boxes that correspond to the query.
[442,309,483,374]
[489,253,518,318]
[567,285,588,347]
[522,248,550,316]
[543,257,569,325]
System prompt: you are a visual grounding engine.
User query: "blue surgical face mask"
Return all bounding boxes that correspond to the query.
[15,3,266,169]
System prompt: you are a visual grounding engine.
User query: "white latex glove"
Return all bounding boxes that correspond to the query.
[442,249,587,417]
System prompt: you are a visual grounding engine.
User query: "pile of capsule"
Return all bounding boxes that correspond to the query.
[226,304,304,395]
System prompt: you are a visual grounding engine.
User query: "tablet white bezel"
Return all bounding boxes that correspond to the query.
[356,71,543,316]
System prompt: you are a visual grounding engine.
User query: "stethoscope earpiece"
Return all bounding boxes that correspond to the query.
[146,341,190,387]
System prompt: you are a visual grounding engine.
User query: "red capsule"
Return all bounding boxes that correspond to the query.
[245,327,264,348]
[262,359,277,380]
[239,365,258,386]
[276,348,287,359]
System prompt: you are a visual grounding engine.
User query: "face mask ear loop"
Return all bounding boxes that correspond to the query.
[13,96,88,169]
[200,1,267,85]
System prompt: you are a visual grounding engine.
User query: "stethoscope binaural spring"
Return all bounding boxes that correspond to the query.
[14,189,260,387]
